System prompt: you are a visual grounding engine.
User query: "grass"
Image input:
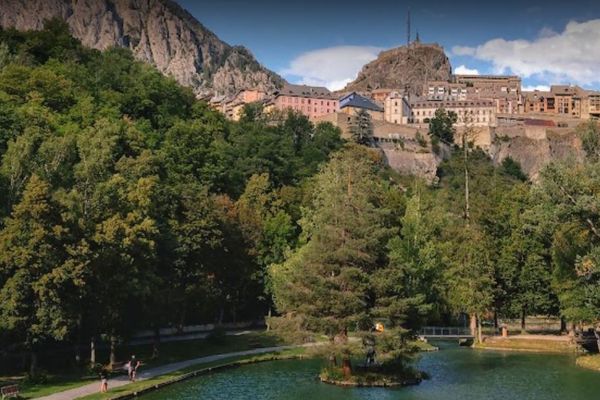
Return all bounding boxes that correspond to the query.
[1,331,286,399]
[576,354,600,372]
[1,374,97,399]
[476,336,578,353]
[77,347,307,400]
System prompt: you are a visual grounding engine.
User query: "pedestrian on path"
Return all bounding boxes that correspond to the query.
[128,355,140,381]
[99,369,108,393]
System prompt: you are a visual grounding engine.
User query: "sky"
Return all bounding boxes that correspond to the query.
[178,0,600,91]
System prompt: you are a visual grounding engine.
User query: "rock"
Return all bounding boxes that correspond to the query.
[344,42,452,95]
[490,127,585,181]
[0,0,284,96]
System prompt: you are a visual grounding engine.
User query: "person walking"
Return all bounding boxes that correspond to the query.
[129,355,141,382]
[127,356,138,381]
[99,369,108,393]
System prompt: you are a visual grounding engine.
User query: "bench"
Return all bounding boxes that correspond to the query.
[1,384,19,399]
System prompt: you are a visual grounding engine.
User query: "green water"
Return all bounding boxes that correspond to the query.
[143,343,599,399]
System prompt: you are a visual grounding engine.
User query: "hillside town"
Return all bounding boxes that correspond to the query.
[209,42,600,133]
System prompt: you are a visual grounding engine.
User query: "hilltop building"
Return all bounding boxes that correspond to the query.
[339,92,384,120]
[383,91,496,127]
[384,92,411,124]
[423,74,522,114]
[522,85,600,120]
[272,84,339,120]
[408,98,496,127]
[210,88,268,121]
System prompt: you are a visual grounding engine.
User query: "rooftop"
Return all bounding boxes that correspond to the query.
[275,83,334,99]
[339,92,384,112]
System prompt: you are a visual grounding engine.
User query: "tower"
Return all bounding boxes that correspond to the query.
[407,7,411,46]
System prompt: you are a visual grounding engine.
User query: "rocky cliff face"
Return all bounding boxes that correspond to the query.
[0,0,284,96]
[490,128,585,181]
[344,42,452,95]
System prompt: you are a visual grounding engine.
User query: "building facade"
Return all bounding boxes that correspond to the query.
[384,91,411,124]
[408,99,496,127]
[273,84,339,119]
[339,92,384,120]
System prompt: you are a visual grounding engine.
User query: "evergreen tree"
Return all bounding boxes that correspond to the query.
[349,109,374,146]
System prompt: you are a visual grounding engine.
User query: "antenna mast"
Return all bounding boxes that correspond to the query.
[407,7,411,46]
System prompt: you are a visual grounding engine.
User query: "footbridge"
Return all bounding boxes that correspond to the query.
[418,326,474,340]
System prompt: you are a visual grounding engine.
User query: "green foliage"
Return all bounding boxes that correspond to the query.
[500,157,527,181]
[428,108,457,144]
[0,28,344,375]
[270,145,392,338]
[349,109,374,146]
[577,120,600,162]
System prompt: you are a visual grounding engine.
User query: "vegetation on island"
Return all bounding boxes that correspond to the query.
[0,21,600,393]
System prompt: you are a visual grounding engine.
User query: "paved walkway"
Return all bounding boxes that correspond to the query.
[37,345,296,400]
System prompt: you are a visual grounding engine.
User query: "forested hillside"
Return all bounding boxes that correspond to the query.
[0,21,343,374]
[1,22,599,380]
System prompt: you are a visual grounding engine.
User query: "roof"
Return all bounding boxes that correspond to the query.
[275,84,334,99]
[524,118,556,127]
[550,85,586,96]
[339,92,384,112]
[523,91,552,101]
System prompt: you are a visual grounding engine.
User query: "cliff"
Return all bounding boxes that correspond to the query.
[344,42,452,95]
[0,0,284,96]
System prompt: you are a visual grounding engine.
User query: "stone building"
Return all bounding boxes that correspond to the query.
[339,92,384,120]
[423,74,522,114]
[583,91,600,119]
[522,85,593,119]
[210,88,268,121]
[273,84,339,120]
[408,98,496,127]
[384,91,411,124]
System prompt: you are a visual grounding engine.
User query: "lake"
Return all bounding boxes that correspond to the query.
[142,342,599,399]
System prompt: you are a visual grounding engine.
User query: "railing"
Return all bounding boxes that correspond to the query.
[419,326,473,337]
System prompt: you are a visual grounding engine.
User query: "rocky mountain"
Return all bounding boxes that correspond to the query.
[344,42,452,95]
[0,0,284,96]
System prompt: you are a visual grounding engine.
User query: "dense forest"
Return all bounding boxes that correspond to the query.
[0,22,599,378]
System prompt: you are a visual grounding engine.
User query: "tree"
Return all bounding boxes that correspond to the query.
[577,120,600,162]
[372,192,443,329]
[428,108,457,144]
[0,175,67,377]
[442,223,495,343]
[270,145,392,357]
[536,160,600,327]
[349,109,374,146]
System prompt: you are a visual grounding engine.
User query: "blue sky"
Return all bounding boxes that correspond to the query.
[179,0,600,91]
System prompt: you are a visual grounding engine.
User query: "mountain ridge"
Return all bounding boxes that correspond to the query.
[0,0,284,96]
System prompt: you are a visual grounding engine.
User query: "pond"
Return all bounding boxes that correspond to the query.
[142,342,599,400]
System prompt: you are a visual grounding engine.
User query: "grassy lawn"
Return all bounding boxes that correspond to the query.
[1,331,286,399]
[476,336,578,353]
[77,347,307,400]
[576,354,600,372]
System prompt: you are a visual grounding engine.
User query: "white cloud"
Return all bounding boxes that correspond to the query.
[454,65,479,75]
[451,19,600,87]
[451,46,475,56]
[522,85,551,92]
[281,46,383,91]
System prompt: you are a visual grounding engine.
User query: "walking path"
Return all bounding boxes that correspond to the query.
[37,344,296,400]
